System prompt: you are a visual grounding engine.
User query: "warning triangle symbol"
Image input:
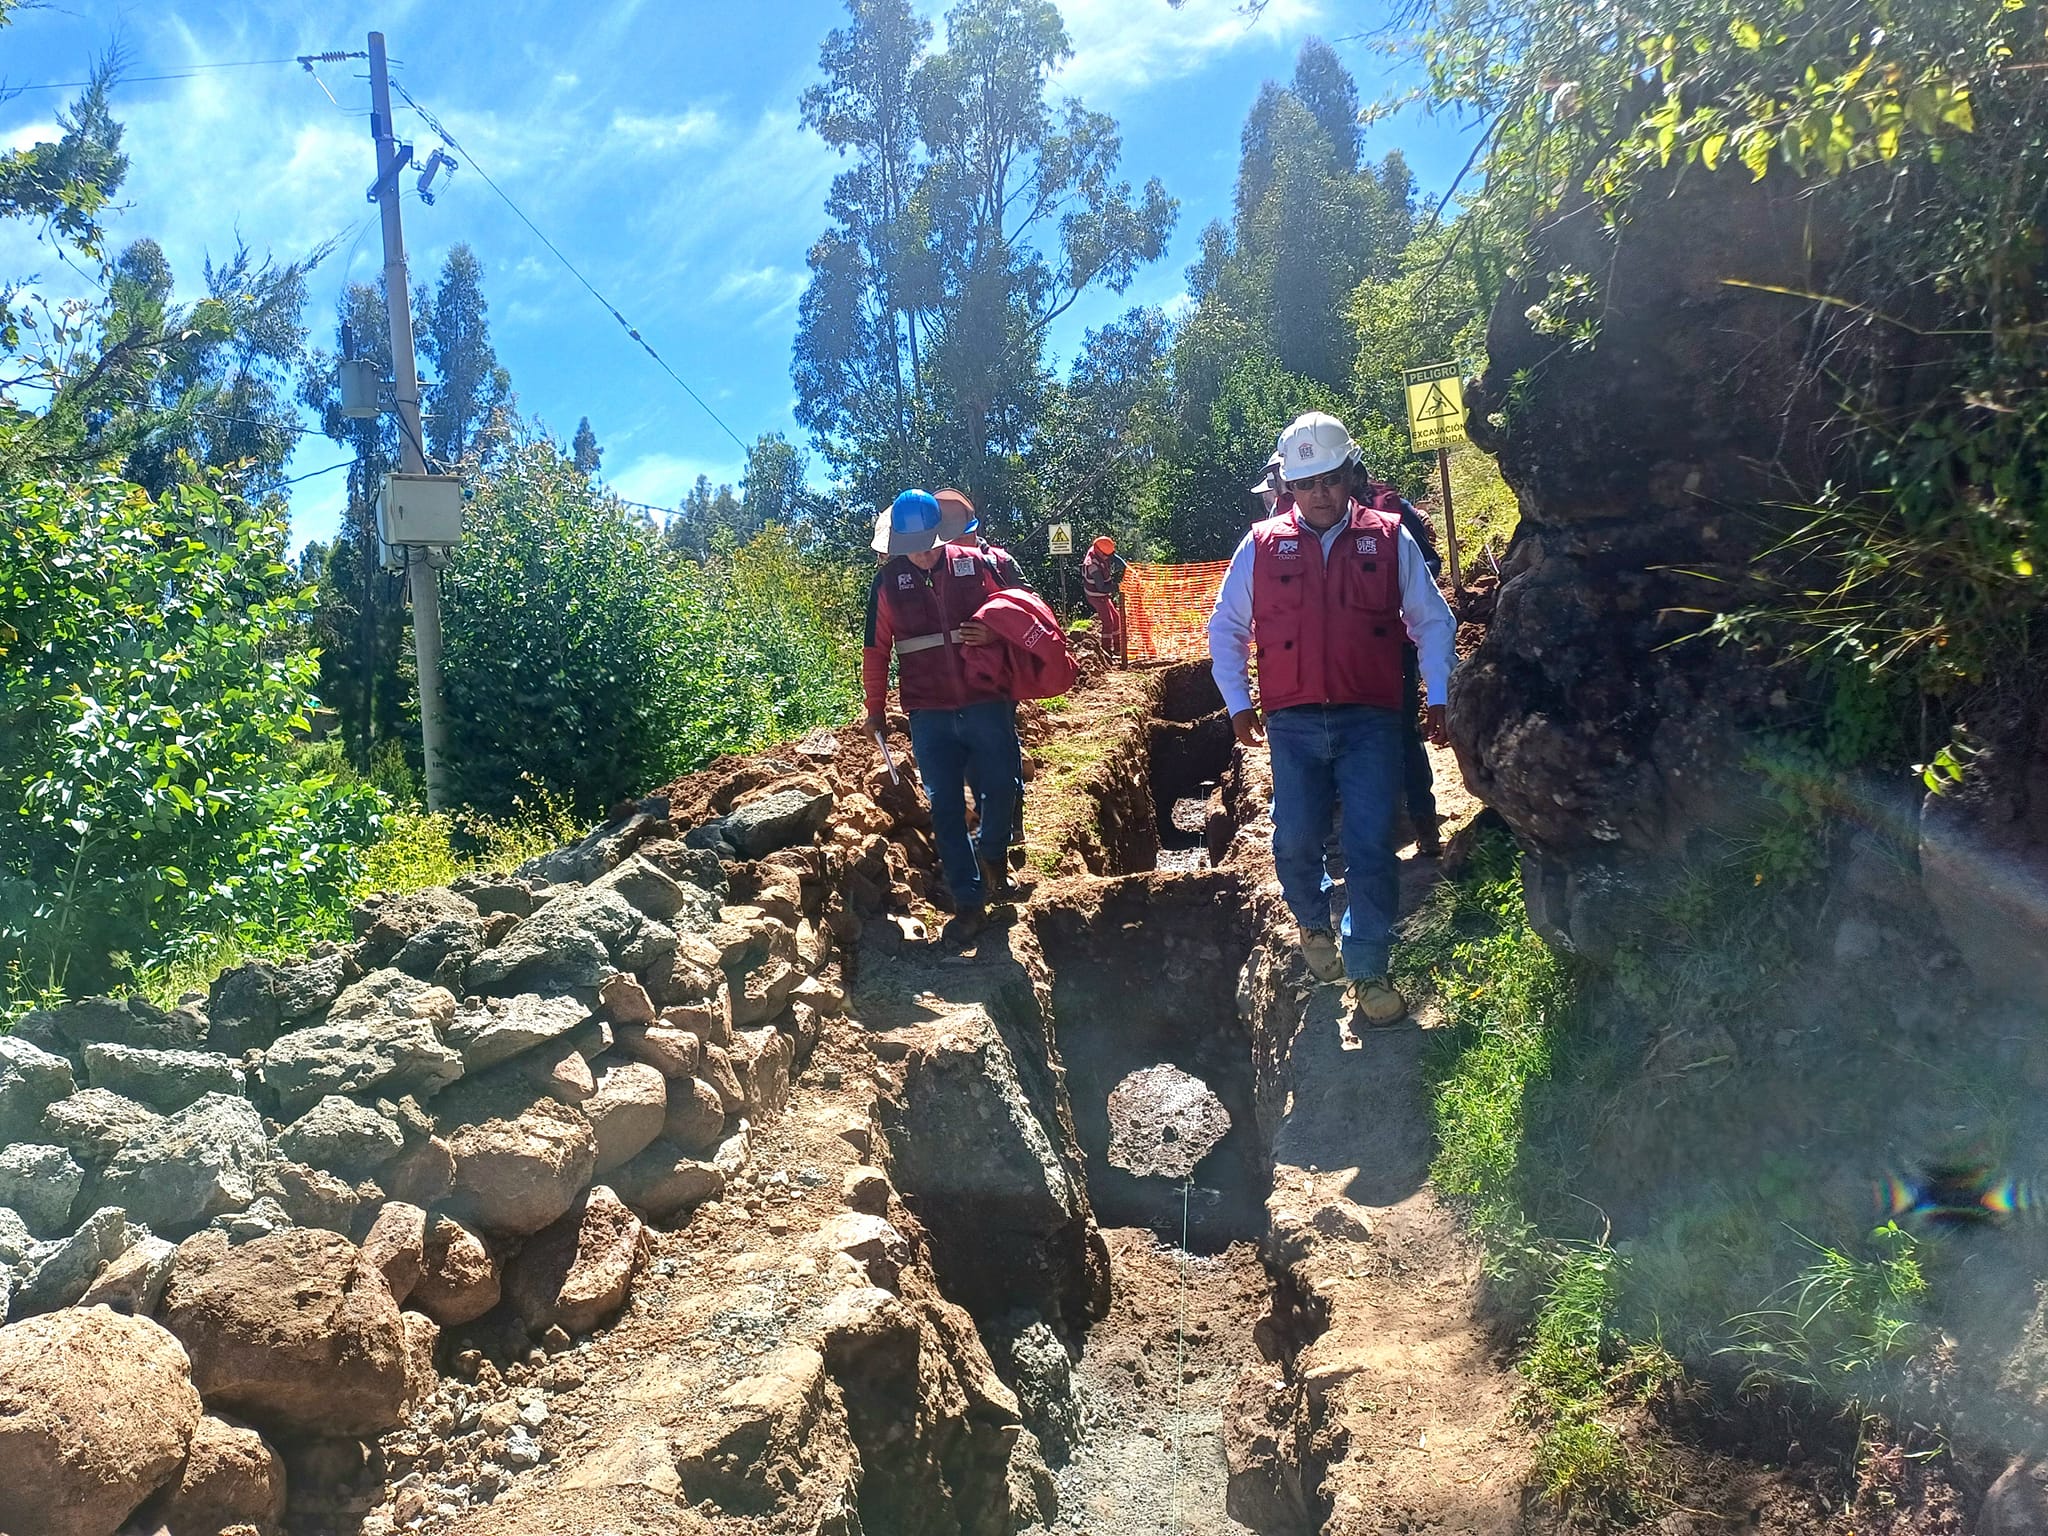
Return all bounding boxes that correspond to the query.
[1414,381,1459,422]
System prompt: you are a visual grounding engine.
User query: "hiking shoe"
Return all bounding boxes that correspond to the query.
[1297,927,1345,984]
[979,858,1030,903]
[1414,832,1442,858]
[1347,975,1409,1026]
[940,908,990,949]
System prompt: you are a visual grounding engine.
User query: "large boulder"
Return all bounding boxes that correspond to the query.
[139,1413,287,1536]
[275,1094,406,1175]
[586,1061,668,1172]
[410,1213,500,1326]
[389,915,487,994]
[205,951,353,1055]
[251,1158,366,1235]
[98,1093,271,1236]
[161,1227,410,1437]
[0,1036,78,1143]
[359,1200,426,1305]
[82,1043,245,1113]
[256,971,464,1115]
[39,1088,161,1165]
[466,887,678,994]
[504,1184,645,1336]
[443,1092,598,1237]
[442,991,589,1072]
[0,1142,83,1236]
[883,1003,1106,1333]
[589,853,719,928]
[0,1308,204,1536]
[733,1026,794,1120]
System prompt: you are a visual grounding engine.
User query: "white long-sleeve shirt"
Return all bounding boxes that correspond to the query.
[1206,516,1457,718]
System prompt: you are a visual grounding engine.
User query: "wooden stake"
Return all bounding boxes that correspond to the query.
[1437,445,1464,595]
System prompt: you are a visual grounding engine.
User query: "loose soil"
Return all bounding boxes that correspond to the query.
[1026,1231,1269,1536]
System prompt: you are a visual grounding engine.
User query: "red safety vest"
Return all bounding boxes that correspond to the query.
[1249,502,1405,712]
[876,543,1008,712]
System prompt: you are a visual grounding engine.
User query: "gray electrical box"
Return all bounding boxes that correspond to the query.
[377,473,464,548]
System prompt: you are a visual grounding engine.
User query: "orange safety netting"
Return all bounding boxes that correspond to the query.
[1122,559,1232,662]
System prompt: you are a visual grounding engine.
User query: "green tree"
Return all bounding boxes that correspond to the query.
[0,476,382,1000]
[416,243,511,466]
[794,0,1177,535]
[571,415,602,474]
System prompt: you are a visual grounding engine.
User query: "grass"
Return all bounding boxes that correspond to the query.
[1404,823,1949,1523]
[1020,694,1151,875]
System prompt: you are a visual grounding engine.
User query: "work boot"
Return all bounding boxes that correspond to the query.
[1414,819,1443,858]
[940,908,990,950]
[1297,927,1344,984]
[1346,975,1408,1027]
[980,857,1030,903]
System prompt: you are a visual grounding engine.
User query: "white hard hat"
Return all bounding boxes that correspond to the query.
[1276,412,1356,482]
[1245,451,1284,493]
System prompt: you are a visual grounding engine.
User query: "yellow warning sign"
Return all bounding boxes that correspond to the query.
[1047,522,1073,556]
[1403,362,1467,453]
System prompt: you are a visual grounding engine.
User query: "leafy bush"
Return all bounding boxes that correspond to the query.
[0,475,383,1003]
[442,437,862,819]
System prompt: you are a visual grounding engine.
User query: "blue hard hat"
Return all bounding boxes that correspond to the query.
[873,489,945,554]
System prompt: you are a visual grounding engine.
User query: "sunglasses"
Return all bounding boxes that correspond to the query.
[1288,468,1348,494]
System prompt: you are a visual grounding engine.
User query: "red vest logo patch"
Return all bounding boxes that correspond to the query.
[1355,535,1379,555]
[897,572,916,588]
[1276,538,1300,558]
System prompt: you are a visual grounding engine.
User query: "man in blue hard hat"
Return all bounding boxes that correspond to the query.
[863,489,1026,946]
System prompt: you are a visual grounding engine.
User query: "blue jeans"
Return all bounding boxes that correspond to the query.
[910,699,1022,915]
[1267,704,1402,979]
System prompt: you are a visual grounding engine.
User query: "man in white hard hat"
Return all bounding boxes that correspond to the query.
[1248,451,1284,515]
[1205,411,1458,1024]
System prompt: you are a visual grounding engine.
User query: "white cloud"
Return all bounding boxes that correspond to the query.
[609,108,722,152]
[710,263,806,321]
[1054,0,1323,100]
[606,449,743,509]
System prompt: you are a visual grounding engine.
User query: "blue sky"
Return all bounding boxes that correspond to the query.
[0,0,1473,550]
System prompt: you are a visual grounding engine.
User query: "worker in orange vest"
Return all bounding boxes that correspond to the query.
[1081,536,1127,664]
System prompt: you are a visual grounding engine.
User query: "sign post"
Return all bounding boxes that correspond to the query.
[1404,362,1468,595]
[1048,522,1073,625]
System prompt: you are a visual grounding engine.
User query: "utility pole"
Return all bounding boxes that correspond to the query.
[367,32,451,812]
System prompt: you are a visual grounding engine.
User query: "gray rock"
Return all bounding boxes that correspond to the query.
[1831,917,1881,964]
[0,1207,32,1266]
[391,916,487,993]
[589,855,719,928]
[206,953,353,1054]
[259,986,464,1116]
[210,1196,295,1244]
[39,1088,163,1165]
[80,1233,177,1316]
[451,874,536,917]
[83,1042,246,1113]
[0,1143,84,1236]
[516,810,664,886]
[99,1093,273,1236]
[13,1205,131,1316]
[722,788,834,860]
[443,992,590,1071]
[0,1035,77,1143]
[13,993,203,1056]
[326,965,436,1024]
[276,1095,406,1175]
[467,887,678,994]
[351,887,482,967]
[633,840,729,899]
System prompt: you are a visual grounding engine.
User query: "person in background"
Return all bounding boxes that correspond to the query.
[937,488,1030,590]
[1080,536,1128,664]
[1206,412,1458,1026]
[1248,451,1284,516]
[863,490,1025,947]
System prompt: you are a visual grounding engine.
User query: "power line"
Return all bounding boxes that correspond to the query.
[4,54,362,94]
[387,76,754,456]
[252,457,353,493]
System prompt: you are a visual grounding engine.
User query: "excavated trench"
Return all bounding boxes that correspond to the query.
[965,664,1307,1535]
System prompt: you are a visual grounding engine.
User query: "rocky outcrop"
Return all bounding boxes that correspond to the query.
[0,1308,204,1536]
